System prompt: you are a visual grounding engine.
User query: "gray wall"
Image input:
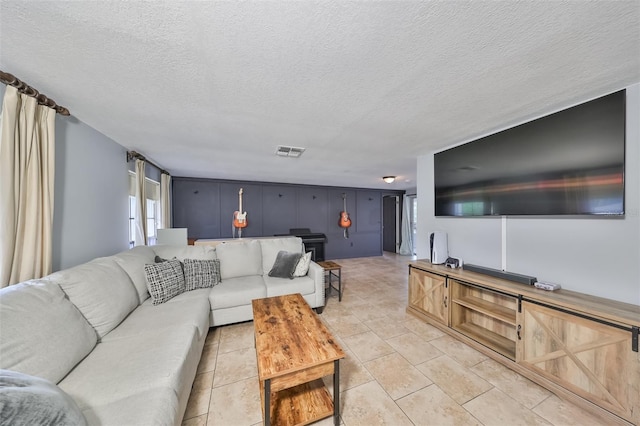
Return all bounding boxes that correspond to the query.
[0,84,130,271]
[52,116,130,270]
[417,84,640,305]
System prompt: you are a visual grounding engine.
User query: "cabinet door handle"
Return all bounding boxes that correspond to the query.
[517,324,522,340]
[444,296,448,308]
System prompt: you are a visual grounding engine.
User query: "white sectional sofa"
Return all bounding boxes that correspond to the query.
[0,237,324,426]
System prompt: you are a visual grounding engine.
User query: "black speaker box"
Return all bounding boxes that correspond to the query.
[463,264,537,285]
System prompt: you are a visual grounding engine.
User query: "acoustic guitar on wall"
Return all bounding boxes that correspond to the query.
[339,193,351,239]
[233,188,247,238]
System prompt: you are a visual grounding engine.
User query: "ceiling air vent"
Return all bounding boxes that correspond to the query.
[276,145,306,158]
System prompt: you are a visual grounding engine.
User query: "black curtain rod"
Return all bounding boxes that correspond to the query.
[127,151,170,175]
[0,70,70,116]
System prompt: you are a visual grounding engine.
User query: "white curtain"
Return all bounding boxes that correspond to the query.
[399,196,413,256]
[134,159,147,246]
[160,173,171,229]
[0,86,56,287]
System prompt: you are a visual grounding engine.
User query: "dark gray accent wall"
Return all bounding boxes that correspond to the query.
[172,177,403,260]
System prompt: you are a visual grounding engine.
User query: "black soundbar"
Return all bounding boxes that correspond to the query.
[463,264,537,285]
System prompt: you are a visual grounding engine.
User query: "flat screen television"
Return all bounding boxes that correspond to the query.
[434,90,625,216]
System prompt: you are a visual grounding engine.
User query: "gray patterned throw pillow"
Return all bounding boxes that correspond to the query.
[144,259,185,305]
[183,258,221,291]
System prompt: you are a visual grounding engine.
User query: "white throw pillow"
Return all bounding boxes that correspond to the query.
[293,252,312,277]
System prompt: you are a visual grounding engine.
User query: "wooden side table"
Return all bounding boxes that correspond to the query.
[318,261,342,302]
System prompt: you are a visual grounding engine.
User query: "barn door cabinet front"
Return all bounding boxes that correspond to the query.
[408,267,448,326]
[517,301,640,425]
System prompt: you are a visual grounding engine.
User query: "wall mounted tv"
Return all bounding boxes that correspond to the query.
[434,90,625,217]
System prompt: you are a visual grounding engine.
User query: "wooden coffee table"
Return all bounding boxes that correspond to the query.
[252,293,345,426]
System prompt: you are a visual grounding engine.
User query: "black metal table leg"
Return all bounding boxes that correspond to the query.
[265,378,270,426]
[333,359,340,425]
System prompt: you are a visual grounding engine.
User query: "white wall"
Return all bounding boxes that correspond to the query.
[417,84,640,305]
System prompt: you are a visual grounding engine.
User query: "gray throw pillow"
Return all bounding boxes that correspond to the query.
[268,251,303,279]
[0,369,87,426]
[183,258,221,291]
[144,259,185,305]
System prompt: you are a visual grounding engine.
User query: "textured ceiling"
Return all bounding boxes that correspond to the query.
[1,1,638,190]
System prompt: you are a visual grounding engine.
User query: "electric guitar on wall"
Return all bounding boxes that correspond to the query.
[233,188,247,238]
[339,193,351,239]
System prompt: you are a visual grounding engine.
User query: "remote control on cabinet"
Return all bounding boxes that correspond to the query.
[534,281,561,291]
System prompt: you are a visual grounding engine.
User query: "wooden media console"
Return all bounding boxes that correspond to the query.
[408,260,640,425]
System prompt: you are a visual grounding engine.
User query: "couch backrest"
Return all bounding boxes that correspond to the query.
[45,257,139,340]
[113,245,156,304]
[112,245,218,304]
[259,237,304,275]
[152,244,217,261]
[0,280,97,384]
[215,239,263,280]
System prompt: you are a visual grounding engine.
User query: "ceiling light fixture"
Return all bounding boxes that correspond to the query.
[382,176,396,184]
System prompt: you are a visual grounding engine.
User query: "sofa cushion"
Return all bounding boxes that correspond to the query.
[45,257,139,340]
[268,251,302,279]
[0,280,97,384]
[183,258,221,291]
[59,325,203,426]
[103,289,211,342]
[294,251,312,277]
[144,259,185,305]
[153,245,217,261]
[264,275,316,298]
[259,237,304,275]
[113,245,156,304]
[76,387,180,426]
[216,240,262,279]
[209,275,266,310]
[0,369,88,426]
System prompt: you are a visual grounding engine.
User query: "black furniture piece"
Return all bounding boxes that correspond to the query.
[288,228,327,262]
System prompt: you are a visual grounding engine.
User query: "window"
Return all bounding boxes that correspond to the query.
[146,198,159,245]
[129,172,161,246]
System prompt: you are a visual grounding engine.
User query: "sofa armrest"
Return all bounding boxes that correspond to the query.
[307,261,325,308]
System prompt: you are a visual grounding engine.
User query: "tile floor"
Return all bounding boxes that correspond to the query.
[182,253,613,426]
